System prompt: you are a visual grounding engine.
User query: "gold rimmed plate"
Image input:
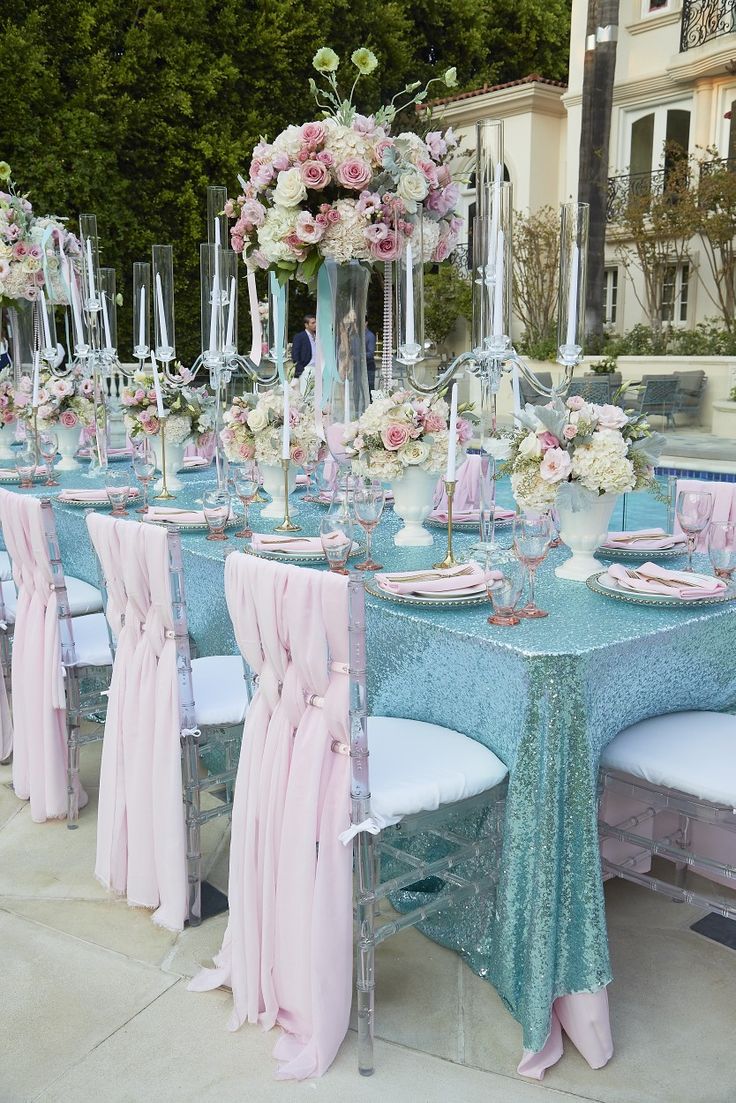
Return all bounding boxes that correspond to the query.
[143,513,241,532]
[425,513,513,533]
[244,541,363,565]
[365,577,490,609]
[597,541,687,562]
[57,491,142,509]
[586,569,736,608]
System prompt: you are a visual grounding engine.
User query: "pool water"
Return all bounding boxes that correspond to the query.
[493,475,670,531]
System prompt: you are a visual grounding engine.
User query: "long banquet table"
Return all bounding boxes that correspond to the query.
[11,464,736,1061]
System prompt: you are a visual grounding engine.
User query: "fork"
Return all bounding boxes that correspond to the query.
[383,565,474,583]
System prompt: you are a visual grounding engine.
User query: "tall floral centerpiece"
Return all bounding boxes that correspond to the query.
[15,367,96,470]
[507,395,664,580]
[0,367,19,459]
[344,388,473,545]
[226,47,463,478]
[221,384,322,518]
[121,368,215,492]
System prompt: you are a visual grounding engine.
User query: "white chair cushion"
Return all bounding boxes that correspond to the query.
[70,613,113,667]
[601,711,736,808]
[192,655,249,727]
[65,576,103,616]
[367,716,508,826]
[0,550,10,581]
[1,579,16,624]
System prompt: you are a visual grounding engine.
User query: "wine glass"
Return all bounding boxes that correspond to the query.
[353,478,385,572]
[231,464,259,539]
[301,445,323,503]
[485,550,525,627]
[203,487,231,541]
[15,446,36,489]
[319,511,354,575]
[38,431,59,487]
[132,445,156,514]
[513,513,552,619]
[105,469,131,516]
[676,490,713,572]
[708,521,736,580]
[478,453,496,549]
[314,458,337,504]
[548,507,562,549]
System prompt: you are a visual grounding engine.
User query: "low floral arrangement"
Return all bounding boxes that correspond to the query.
[506,395,664,512]
[15,368,95,431]
[343,388,473,481]
[226,48,462,281]
[220,385,322,467]
[0,162,79,306]
[0,366,18,428]
[120,368,215,445]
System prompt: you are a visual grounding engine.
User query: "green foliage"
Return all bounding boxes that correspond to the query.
[1,0,572,362]
[589,356,618,374]
[515,333,558,362]
[605,320,736,358]
[423,265,472,343]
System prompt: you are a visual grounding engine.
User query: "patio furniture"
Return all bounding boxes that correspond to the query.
[673,370,706,424]
[519,370,553,406]
[625,375,680,428]
[566,377,623,406]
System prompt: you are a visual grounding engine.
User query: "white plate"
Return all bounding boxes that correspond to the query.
[58,491,141,508]
[365,578,489,609]
[587,569,736,608]
[598,538,687,561]
[426,514,513,532]
[245,541,362,564]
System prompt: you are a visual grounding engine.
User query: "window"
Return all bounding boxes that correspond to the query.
[642,0,671,14]
[604,268,619,326]
[661,263,689,324]
[626,105,691,180]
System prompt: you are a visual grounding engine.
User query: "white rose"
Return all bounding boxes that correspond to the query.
[273,167,307,207]
[398,439,430,466]
[594,403,628,430]
[518,432,542,459]
[247,407,268,433]
[396,170,429,211]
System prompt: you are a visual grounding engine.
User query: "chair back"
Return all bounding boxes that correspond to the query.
[86,513,193,930]
[672,478,736,550]
[637,376,679,420]
[193,552,354,1079]
[0,544,14,763]
[0,491,80,820]
[519,370,553,405]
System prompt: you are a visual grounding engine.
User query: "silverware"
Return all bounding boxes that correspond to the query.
[383,565,474,583]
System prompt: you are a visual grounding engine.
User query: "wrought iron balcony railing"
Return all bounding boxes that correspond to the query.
[606,169,667,222]
[680,0,736,52]
[699,156,736,176]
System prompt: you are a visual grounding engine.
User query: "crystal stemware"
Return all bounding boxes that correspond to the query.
[319,512,353,575]
[707,521,736,580]
[676,490,713,572]
[105,469,132,516]
[132,445,156,514]
[203,487,231,541]
[15,446,36,489]
[314,458,337,504]
[513,513,552,618]
[353,478,385,572]
[485,549,524,627]
[38,431,59,487]
[231,464,259,539]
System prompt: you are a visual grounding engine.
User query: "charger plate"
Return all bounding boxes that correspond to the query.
[57,491,141,508]
[244,541,362,565]
[586,569,736,608]
[143,513,240,532]
[426,514,513,533]
[365,577,489,609]
[0,472,46,485]
[597,541,687,562]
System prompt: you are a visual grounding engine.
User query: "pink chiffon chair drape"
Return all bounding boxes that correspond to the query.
[189,555,353,1080]
[0,568,13,763]
[673,478,736,549]
[184,433,216,462]
[433,454,483,512]
[0,489,85,821]
[86,514,188,931]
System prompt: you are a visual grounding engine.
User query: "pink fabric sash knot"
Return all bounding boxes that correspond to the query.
[517,990,613,1079]
[434,453,482,512]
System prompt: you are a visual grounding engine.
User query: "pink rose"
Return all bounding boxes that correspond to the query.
[272,152,290,172]
[300,160,330,190]
[2,411,14,425]
[134,388,146,402]
[566,395,585,411]
[147,390,158,403]
[12,242,28,260]
[422,411,445,433]
[220,428,235,445]
[432,234,452,263]
[418,160,439,189]
[238,442,255,460]
[317,150,334,165]
[142,416,159,435]
[455,418,473,444]
[539,447,572,483]
[325,207,341,225]
[563,424,577,441]
[223,199,235,217]
[60,410,78,428]
[249,159,274,188]
[381,423,410,451]
[537,431,560,451]
[241,198,266,228]
[369,229,401,261]
[373,137,394,166]
[336,157,373,191]
[595,403,628,430]
[28,245,42,260]
[290,445,307,466]
[301,121,327,147]
[231,233,244,254]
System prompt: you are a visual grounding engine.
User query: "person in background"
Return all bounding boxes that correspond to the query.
[366,323,376,395]
[292,313,316,381]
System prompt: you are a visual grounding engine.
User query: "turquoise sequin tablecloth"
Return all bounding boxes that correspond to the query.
[13,466,736,1054]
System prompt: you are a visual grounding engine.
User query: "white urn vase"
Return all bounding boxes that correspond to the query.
[554,487,618,582]
[260,462,297,520]
[390,466,438,547]
[151,434,190,494]
[0,427,15,462]
[55,424,83,472]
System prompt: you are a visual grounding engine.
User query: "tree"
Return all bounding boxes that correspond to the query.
[578,0,620,344]
[695,156,736,333]
[423,264,472,345]
[512,206,560,349]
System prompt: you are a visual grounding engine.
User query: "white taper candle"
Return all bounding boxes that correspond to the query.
[85,237,96,299]
[492,230,505,337]
[101,293,112,350]
[155,273,169,349]
[138,285,146,349]
[225,276,236,349]
[247,270,261,365]
[566,244,579,347]
[446,383,458,482]
[281,381,290,461]
[39,288,52,350]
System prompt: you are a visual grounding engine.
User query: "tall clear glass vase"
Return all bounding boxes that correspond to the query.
[322,260,370,478]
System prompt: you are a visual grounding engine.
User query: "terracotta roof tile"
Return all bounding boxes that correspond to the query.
[421,74,568,110]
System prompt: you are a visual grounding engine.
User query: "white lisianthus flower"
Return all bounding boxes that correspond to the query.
[273,167,307,207]
[273,124,304,158]
[518,431,542,459]
[399,438,430,466]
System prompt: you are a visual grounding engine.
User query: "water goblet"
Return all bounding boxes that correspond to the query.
[105,469,132,516]
[15,446,36,489]
[231,464,259,538]
[132,446,156,514]
[708,521,736,580]
[38,431,59,487]
[203,487,231,541]
[513,513,552,618]
[485,550,525,627]
[548,507,562,549]
[353,478,385,571]
[676,490,713,572]
[301,447,323,503]
[314,458,337,504]
[319,512,353,575]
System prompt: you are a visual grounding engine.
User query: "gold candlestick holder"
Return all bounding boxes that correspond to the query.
[274,458,300,532]
[433,479,458,569]
[154,418,175,501]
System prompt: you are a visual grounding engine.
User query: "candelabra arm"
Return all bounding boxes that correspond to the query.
[403,351,479,396]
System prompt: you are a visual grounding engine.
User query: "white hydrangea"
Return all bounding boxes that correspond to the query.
[511,471,558,512]
[257,204,300,264]
[164,415,193,445]
[419,218,440,262]
[272,124,303,159]
[323,119,372,163]
[571,429,636,494]
[320,199,371,263]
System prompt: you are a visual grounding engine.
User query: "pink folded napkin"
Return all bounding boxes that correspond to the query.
[77,446,132,457]
[375,561,500,596]
[607,561,727,600]
[181,455,211,469]
[251,534,324,554]
[145,506,231,525]
[603,528,687,551]
[0,467,45,479]
[429,506,515,524]
[58,487,138,503]
[296,473,308,486]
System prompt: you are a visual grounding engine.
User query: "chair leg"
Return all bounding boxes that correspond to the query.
[673,813,692,894]
[355,831,376,1076]
[181,730,202,926]
[66,714,80,828]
